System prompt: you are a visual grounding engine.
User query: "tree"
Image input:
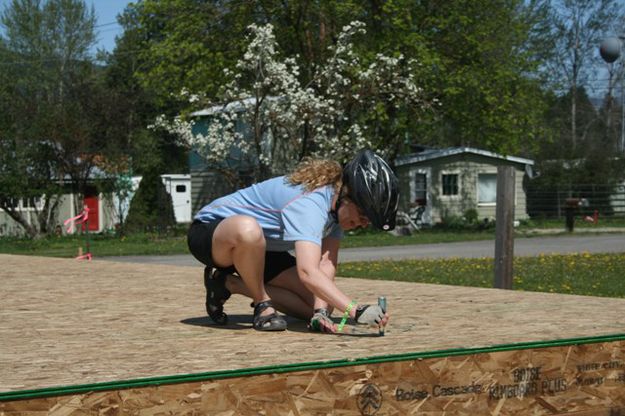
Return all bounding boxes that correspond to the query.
[152,22,432,185]
[124,0,553,161]
[542,86,603,160]
[125,169,176,233]
[0,0,129,237]
[118,0,245,107]
[119,0,361,105]
[0,138,63,238]
[102,0,191,175]
[409,0,554,155]
[0,0,98,237]
[545,0,624,152]
[530,85,624,217]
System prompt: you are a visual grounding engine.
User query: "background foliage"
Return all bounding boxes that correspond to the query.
[1,0,624,237]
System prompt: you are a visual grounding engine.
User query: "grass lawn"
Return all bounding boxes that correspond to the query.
[338,252,625,299]
[1,215,624,257]
[0,233,191,258]
[0,229,501,257]
[1,229,623,299]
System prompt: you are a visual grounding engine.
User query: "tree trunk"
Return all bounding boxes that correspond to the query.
[38,196,61,236]
[0,205,40,238]
[571,83,577,152]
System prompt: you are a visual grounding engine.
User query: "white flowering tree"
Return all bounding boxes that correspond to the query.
[151,21,432,185]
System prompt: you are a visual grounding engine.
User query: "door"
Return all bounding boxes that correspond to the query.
[414,173,427,206]
[83,195,100,232]
[162,176,192,223]
[411,169,432,224]
[172,181,192,223]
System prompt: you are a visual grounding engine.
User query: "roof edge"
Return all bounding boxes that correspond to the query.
[395,146,534,167]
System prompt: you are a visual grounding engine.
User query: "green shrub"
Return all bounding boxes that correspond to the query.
[436,209,494,231]
[464,208,479,225]
[125,170,176,233]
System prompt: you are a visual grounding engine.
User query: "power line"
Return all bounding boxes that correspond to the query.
[1,19,120,31]
[95,21,120,29]
[0,41,237,66]
[97,26,123,36]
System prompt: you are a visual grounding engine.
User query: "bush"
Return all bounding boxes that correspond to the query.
[435,209,494,231]
[125,170,176,234]
[464,208,479,225]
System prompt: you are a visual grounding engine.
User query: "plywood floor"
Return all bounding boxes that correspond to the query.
[1,253,624,393]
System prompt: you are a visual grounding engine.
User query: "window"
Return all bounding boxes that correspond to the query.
[478,173,497,204]
[21,197,42,209]
[442,174,458,196]
[414,173,427,205]
[175,185,186,193]
[4,197,43,211]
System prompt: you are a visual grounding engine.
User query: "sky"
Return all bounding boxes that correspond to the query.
[88,0,131,52]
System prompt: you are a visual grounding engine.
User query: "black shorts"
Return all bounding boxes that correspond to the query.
[187,219,296,283]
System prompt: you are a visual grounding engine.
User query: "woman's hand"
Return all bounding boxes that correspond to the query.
[354,304,390,327]
[308,309,337,333]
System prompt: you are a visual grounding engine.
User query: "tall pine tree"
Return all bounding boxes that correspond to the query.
[125,170,177,233]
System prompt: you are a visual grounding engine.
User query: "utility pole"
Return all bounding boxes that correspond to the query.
[621,76,624,153]
[494,166,515,290]
[600,36,625,153]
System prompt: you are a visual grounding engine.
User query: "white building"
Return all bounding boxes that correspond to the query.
[1,174,192,237]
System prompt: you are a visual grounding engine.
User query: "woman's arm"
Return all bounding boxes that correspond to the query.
[294,240,356,318]
[313,237,340,313]
[295,239,390,330]
[321,236,339,278]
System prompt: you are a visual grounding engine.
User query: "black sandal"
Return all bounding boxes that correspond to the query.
[253,300,287,331]
[204,268,231,325]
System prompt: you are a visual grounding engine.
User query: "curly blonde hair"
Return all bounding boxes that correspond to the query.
[286,158,342,192]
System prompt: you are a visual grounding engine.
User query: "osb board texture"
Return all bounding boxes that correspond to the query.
[1,253,625,393]
[2,342,625,415]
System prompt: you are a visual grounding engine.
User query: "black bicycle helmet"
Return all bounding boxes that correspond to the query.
[341,149,399,231]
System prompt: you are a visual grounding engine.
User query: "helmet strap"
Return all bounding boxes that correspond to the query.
[330,184,345,222]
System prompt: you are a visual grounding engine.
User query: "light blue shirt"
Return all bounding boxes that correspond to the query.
[195,176,343,251]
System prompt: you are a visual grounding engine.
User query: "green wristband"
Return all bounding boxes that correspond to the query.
[337,300,357,332]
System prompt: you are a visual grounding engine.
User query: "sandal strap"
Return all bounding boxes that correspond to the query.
[211,269,232,298]
[206,268,232,301]
[253,300,287,331]
[253,300,274,316]
[204,268,232,325]
[313,308,329,316]
[254,311,278,328]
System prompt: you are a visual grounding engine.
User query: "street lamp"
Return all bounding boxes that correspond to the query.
[599,36,625,153]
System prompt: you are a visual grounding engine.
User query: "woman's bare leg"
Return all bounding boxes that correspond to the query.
[226,273,312,320]
[225,252,336,320]
[211,215,275,318]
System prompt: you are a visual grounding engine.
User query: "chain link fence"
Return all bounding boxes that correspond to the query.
[526,183,625,219]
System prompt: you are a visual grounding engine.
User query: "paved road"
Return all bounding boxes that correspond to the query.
[101,233,625,267]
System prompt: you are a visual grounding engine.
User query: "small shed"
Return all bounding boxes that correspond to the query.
[395,147,534,225]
